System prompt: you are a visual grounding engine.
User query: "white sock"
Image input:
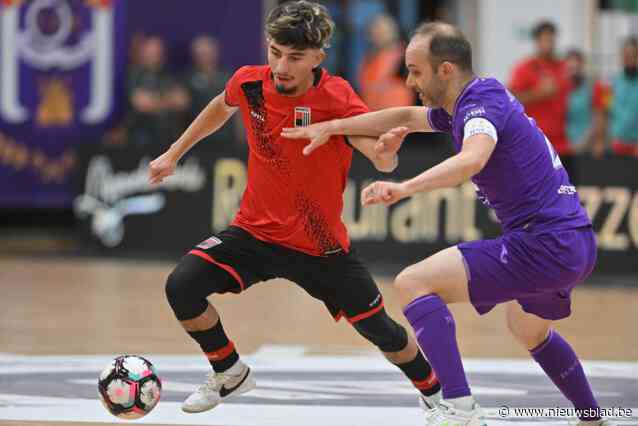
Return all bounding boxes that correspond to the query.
[426,390,442,403]
[447,395,475,411]
[223,359,245,375]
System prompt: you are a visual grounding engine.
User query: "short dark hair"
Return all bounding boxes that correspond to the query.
[265,1,335,50]
[532,20,557,39]
[413,22,473,72]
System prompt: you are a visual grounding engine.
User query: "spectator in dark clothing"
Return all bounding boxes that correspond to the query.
[184,36,240,151]
[127,37,189,147]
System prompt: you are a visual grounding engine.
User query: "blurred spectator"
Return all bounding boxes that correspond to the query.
[605,36,638,157]
[349,0,387,85]
[186,36,229,116]
[127,36,190,147]
[184,36,241,150]
[564,49,609,157]
[358,14,414,110]
[509,21,571,155]
[128,31,147,71]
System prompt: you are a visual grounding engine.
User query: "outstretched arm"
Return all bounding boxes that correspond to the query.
[282,106,433,155]
[361,133,496,206]
[329,106,433,136]
[149,91,237,184]
[348,127,409,173]
[402,133,496,193]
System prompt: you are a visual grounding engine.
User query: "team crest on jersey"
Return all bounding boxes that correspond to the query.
[294,107,311,127]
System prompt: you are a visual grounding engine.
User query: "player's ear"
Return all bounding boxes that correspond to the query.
[439,61,454,79]
[314,49,326,68]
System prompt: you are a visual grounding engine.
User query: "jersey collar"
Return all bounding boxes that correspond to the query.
[452,77,479,119]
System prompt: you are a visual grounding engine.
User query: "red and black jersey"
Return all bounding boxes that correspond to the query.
[224,65,369,256]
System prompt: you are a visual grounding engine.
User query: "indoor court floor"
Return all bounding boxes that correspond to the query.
[1,256,637,426]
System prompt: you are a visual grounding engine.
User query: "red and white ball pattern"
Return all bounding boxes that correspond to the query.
[98,355,161,419]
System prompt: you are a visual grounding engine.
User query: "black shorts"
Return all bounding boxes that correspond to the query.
[188,226,384,323]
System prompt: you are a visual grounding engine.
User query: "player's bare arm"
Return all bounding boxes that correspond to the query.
[282,106,433,155]
[348,127,410,173]
[361,133,496,206]
[149,91,237,184]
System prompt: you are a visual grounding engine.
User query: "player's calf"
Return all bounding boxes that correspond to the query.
[353,311,441,401]
[506,302,552,350]
[165,254,255,411]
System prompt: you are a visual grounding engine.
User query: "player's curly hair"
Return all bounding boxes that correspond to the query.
[265,1,335,50]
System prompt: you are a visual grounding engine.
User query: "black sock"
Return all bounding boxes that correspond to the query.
[395,350,441,397]
[188,319,240,373]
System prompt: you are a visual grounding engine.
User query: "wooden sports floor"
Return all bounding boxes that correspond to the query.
[1,255,636,426]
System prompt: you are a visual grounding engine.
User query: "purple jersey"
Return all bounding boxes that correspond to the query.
[427,77,591,233]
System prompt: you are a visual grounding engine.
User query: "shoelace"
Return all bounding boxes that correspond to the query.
[199,371,230,393]
[430,402,467,426]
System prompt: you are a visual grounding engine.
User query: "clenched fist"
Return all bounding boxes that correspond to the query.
[361,180,410,207]
[148,150,179,185]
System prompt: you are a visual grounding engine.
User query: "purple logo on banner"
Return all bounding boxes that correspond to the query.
[0,0,125,207]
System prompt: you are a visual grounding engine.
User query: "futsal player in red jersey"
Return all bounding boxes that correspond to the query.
[149,0,441,415]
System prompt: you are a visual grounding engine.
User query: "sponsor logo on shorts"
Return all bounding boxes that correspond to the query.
[500,244,509,264]
[323,247,343,255]
[197,236,222,249]
[369,294,382,308]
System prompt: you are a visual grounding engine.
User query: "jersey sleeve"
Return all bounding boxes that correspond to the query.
[224,66,251,107]
[455,92,506,143]
[463,118,498,143]
[340,81,370,118]
[427,108,453,133]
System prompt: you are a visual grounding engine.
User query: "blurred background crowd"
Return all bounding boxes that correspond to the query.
[1,0,637,275]
[116,0,638,160]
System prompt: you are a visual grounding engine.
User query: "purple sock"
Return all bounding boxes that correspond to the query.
[403,294,470,399]
[531,330,601,421]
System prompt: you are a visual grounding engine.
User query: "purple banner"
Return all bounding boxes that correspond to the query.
[0,0,263,208]
[0,0,127,207]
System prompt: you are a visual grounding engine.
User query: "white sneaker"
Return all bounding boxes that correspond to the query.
[419,391,443,421]
[425,399,487,426]
[181,361,256,413]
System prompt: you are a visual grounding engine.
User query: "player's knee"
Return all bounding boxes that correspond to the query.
[164,269,181,304]
[394,266,433,300]
[353,312,408,353]
[507,318,550,349]
[164,264,208,321]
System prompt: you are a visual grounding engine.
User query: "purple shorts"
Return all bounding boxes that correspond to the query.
[458,226,597,320]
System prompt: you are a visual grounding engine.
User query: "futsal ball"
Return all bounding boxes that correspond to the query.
[98,355,162,419]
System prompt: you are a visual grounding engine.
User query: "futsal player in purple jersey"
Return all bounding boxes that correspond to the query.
[283,22,612,426]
